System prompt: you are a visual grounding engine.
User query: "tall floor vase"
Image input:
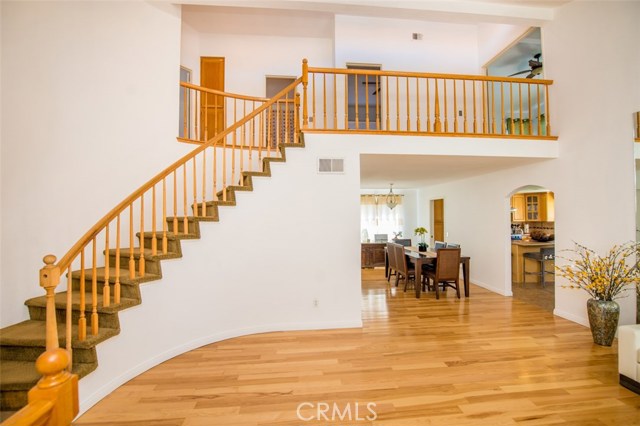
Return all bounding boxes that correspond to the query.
[586,299,620,346]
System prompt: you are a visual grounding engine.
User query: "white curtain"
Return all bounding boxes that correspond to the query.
[360,195,405,242]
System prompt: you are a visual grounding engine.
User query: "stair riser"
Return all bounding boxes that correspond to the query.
[71,277,141,300]
[107,254,162,276]
[27,305,121,330]
[1,345,97,365]
[190,202,220,221]
[140,236,182,255]
[166,219,199,235]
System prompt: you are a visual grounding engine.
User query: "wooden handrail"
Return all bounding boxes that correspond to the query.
[307,66,554,85]
[179,82,270,102]
[56,78,302,273]
[635,111,640,142]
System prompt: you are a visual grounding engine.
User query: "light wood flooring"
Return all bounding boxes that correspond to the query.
[74,269,640,425]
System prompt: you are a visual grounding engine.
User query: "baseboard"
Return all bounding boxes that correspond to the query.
[620,374,640,395]
[553,308,590,328]
[470,279,509,296]
[78,319,362,416]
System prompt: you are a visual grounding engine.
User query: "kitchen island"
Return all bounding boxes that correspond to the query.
[511,240,555,285]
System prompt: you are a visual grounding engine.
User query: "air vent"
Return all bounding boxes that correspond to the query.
[318,158,344,174]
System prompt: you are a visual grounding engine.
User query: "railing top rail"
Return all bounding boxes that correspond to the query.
[179,81,270,102]
[56,78,302,271]
[307,66,554,85]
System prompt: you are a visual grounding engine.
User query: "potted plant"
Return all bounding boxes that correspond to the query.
[556,241,640,346]
[414,227,429,252]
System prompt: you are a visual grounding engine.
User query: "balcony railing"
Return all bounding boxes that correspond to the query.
[301,59,555,139]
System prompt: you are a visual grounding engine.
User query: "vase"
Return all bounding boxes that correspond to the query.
[586,299,620,346]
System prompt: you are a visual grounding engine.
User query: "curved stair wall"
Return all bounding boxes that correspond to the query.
[75,138,362,413]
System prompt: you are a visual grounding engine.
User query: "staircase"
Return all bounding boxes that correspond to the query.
[0,72,303,414]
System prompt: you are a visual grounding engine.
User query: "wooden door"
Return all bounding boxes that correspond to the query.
[433,199,444,242]
[200,57,225,141]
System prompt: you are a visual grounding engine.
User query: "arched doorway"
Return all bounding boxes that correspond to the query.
[508,185,556,312]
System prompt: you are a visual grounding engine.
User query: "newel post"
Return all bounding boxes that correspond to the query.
[301,58,308,129]
[29,255,79,425]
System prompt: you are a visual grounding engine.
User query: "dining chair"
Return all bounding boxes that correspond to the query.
[393,243,416,291]
[394,238,412,247]
[424,247,461,299]
[434,241,447,250]
[446,243,460,248]
[386,242,397,283]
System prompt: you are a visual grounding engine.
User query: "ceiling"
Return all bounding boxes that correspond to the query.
[486,27,542,77]
[359,154,550,189]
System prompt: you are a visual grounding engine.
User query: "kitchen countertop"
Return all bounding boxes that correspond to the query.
[511,240,554,246]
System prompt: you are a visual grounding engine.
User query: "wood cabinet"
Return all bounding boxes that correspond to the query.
[511,194,526,222]
[511,192,554,222]
[361,243,386,268]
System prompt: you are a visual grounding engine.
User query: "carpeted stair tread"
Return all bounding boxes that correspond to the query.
[71,267,161,285]
[0,320,118,349]
[138,230,198,240]
[25,292,139,315]
[107,247,180,260]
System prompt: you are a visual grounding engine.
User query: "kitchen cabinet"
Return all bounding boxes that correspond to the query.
[512,192,554,222]
[361,243,386,268]
[511,194,526,222]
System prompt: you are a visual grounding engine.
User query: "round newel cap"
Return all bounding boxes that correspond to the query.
[43,254,57,266]
[35,348,69,376]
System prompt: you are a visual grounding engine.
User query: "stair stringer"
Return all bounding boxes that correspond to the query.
[75,137,363,415]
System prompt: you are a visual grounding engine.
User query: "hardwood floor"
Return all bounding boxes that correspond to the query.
[74,269,640,425]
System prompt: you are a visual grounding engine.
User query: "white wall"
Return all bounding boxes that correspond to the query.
[78,138,362,414]
[477,23,530,67]
[334,15,480,74]
[0,1,190,327]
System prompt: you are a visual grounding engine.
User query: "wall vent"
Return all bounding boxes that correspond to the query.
[318,158,344,174]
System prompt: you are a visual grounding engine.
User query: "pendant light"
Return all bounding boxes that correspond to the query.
[386,183,399,210]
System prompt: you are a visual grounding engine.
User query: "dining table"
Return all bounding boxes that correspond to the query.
[385,246,471,299]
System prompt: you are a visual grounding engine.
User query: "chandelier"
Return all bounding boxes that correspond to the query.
[386,183,399,210]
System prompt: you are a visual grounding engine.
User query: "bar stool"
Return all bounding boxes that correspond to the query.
[523,247,555,287]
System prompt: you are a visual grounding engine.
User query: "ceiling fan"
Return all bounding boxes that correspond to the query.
[509,53,543,79]
[361,78,381,95]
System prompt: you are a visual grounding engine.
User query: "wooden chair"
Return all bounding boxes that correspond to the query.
[424,248,461,299]
[386,242,397,283]
[393,243,415,291]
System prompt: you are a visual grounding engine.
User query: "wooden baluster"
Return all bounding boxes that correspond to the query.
[129,204,135,279]
[302,59,308,128]
[66,264,73,368]
[204,92,208,142]
[434,78,441,132]
[78,249,86,341]
[312,73,316,130]
[510,82,514,135]
[332,74,337,131]
[275,99,280,148]
[482,81,488,134]
[172,170,178,234]
[416,78,421,132]
[443,78,448,133]
[545,84,551,135]
[375,75,380,130]
[323,73,327,130]
[406,77,410,131]
[91,238,98,335]
[34,256,79,425]
[192,155,198,217]
[232,101,237,186]
[103,224,110,307]
[344,74,348,130]
[151,186,157,255]
[396,77,400,131]
[115,215,121,303]
[491,81,496,134]
[201,149,207,213]
[194,90,199,140]
[183,164,188,231]
[463,80,467,133]
[295,93,301,141]
[472,81,477,134]
[537,84,542,136]
[500,82,505,135]
[528,83,533,135]
[453,79,458,133]
[355,73,359,129]
[385,76,390,131]
[286,93,291,144]
[139,196,145,278]
[519,83,524,134]
[183,86,188,138]
[162,178,168,254]
[426,78,431,132]
[365,75,370,130]
[223,129,228,202]
[249,102,255,168]
[241,101,246,171]
[259,110,264,159]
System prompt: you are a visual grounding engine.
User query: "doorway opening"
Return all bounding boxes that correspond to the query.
[509,185,555,312]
